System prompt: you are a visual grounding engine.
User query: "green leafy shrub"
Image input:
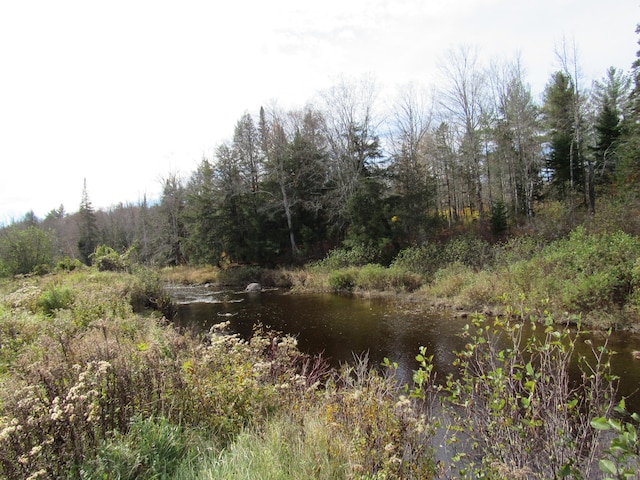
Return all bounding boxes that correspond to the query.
[0,225,56,276]
[427,262,473,298]
[391,243,441,280]
[312,245,380,270]
[56,257,84,272]
[91,245,127,272]
[539,228,639,313]
[328,268,358,292]
[591,399,640,479]
[415,313,619,478]
[36,284,74,316]
[495,235,542,266]
[128,267,175,317]
[442,235,495,270]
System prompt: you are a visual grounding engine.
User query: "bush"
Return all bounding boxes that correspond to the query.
[128,267,175,317]
[427,262,474,298]
[442,235,495,270]
[391,243,441,281]
[541,227,640,313]
[312,245,380,270]
[495,235,542,266]
[0,225,56,276]
[418,314,619,478]
[328,269,358,292]
[91,245,128,272]
[36,284,74,316]
[56,257,84,272]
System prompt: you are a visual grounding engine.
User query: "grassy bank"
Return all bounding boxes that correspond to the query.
[0,267,435,479]
[1,266,638,477]
[166,224,640,331]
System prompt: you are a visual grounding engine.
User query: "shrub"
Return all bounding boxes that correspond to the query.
[0,225,56,276]
[541,227,640,313]
[442,235,495,270]
[328,269,358,292]
[495,235,542,266]
[91,245,127,272]
[128,267,175,317]
[591,400,640,478]
[312,245,380,270]
[56,257,84,273]
[36,284,74,316]
[421,314,619,478]
[426,262,473,298]
[391,243,441,281]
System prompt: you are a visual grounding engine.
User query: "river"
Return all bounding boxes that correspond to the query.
[169,285,640,412]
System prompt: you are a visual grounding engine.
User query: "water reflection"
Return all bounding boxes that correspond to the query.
[170,286,640,412]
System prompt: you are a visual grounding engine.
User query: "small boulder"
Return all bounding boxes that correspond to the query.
[245,282,262,292]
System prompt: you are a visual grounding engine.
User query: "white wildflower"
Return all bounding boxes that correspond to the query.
[26,469,48,480]
[97,360,111,374]
[29,445,42,456]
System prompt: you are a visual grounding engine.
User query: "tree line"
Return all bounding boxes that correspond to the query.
[3,35,640,274]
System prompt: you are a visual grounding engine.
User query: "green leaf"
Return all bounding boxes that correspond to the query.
[525,362,534,376]
[599,459,618,475]
[591,417,611,430]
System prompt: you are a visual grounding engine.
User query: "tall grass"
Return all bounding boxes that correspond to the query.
[0,268,437,479]
[2,263,637,478]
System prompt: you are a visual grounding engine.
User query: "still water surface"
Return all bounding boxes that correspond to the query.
[170,286,640,412]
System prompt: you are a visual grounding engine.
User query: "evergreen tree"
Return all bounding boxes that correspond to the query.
[77,179,99,265]
[184,159,222,265]
[591,67,629,186]
[156,174,187,265]
[213,143,259,263]
[543,71,585,198]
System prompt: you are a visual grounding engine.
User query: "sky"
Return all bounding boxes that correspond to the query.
[1,0,638,224]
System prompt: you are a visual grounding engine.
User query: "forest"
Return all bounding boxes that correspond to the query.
[2,37,640,274]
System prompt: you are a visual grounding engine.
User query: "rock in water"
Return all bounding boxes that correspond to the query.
[245,282,262,292]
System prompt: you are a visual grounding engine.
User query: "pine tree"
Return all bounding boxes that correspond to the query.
[592,67,629,185]
[184,159,221,264]
[543,71,584,198]
[77,179,99,265]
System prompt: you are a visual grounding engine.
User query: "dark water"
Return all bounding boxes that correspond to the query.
[170,286,640,412]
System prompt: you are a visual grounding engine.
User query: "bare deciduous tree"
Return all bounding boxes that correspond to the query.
[438,45,488,225]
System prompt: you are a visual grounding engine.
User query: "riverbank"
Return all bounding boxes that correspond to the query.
[0,267,437,478]
[161,226,640,332]
[2,266,639,477]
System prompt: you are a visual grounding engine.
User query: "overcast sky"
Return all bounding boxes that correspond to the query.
[1,0,638,223]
